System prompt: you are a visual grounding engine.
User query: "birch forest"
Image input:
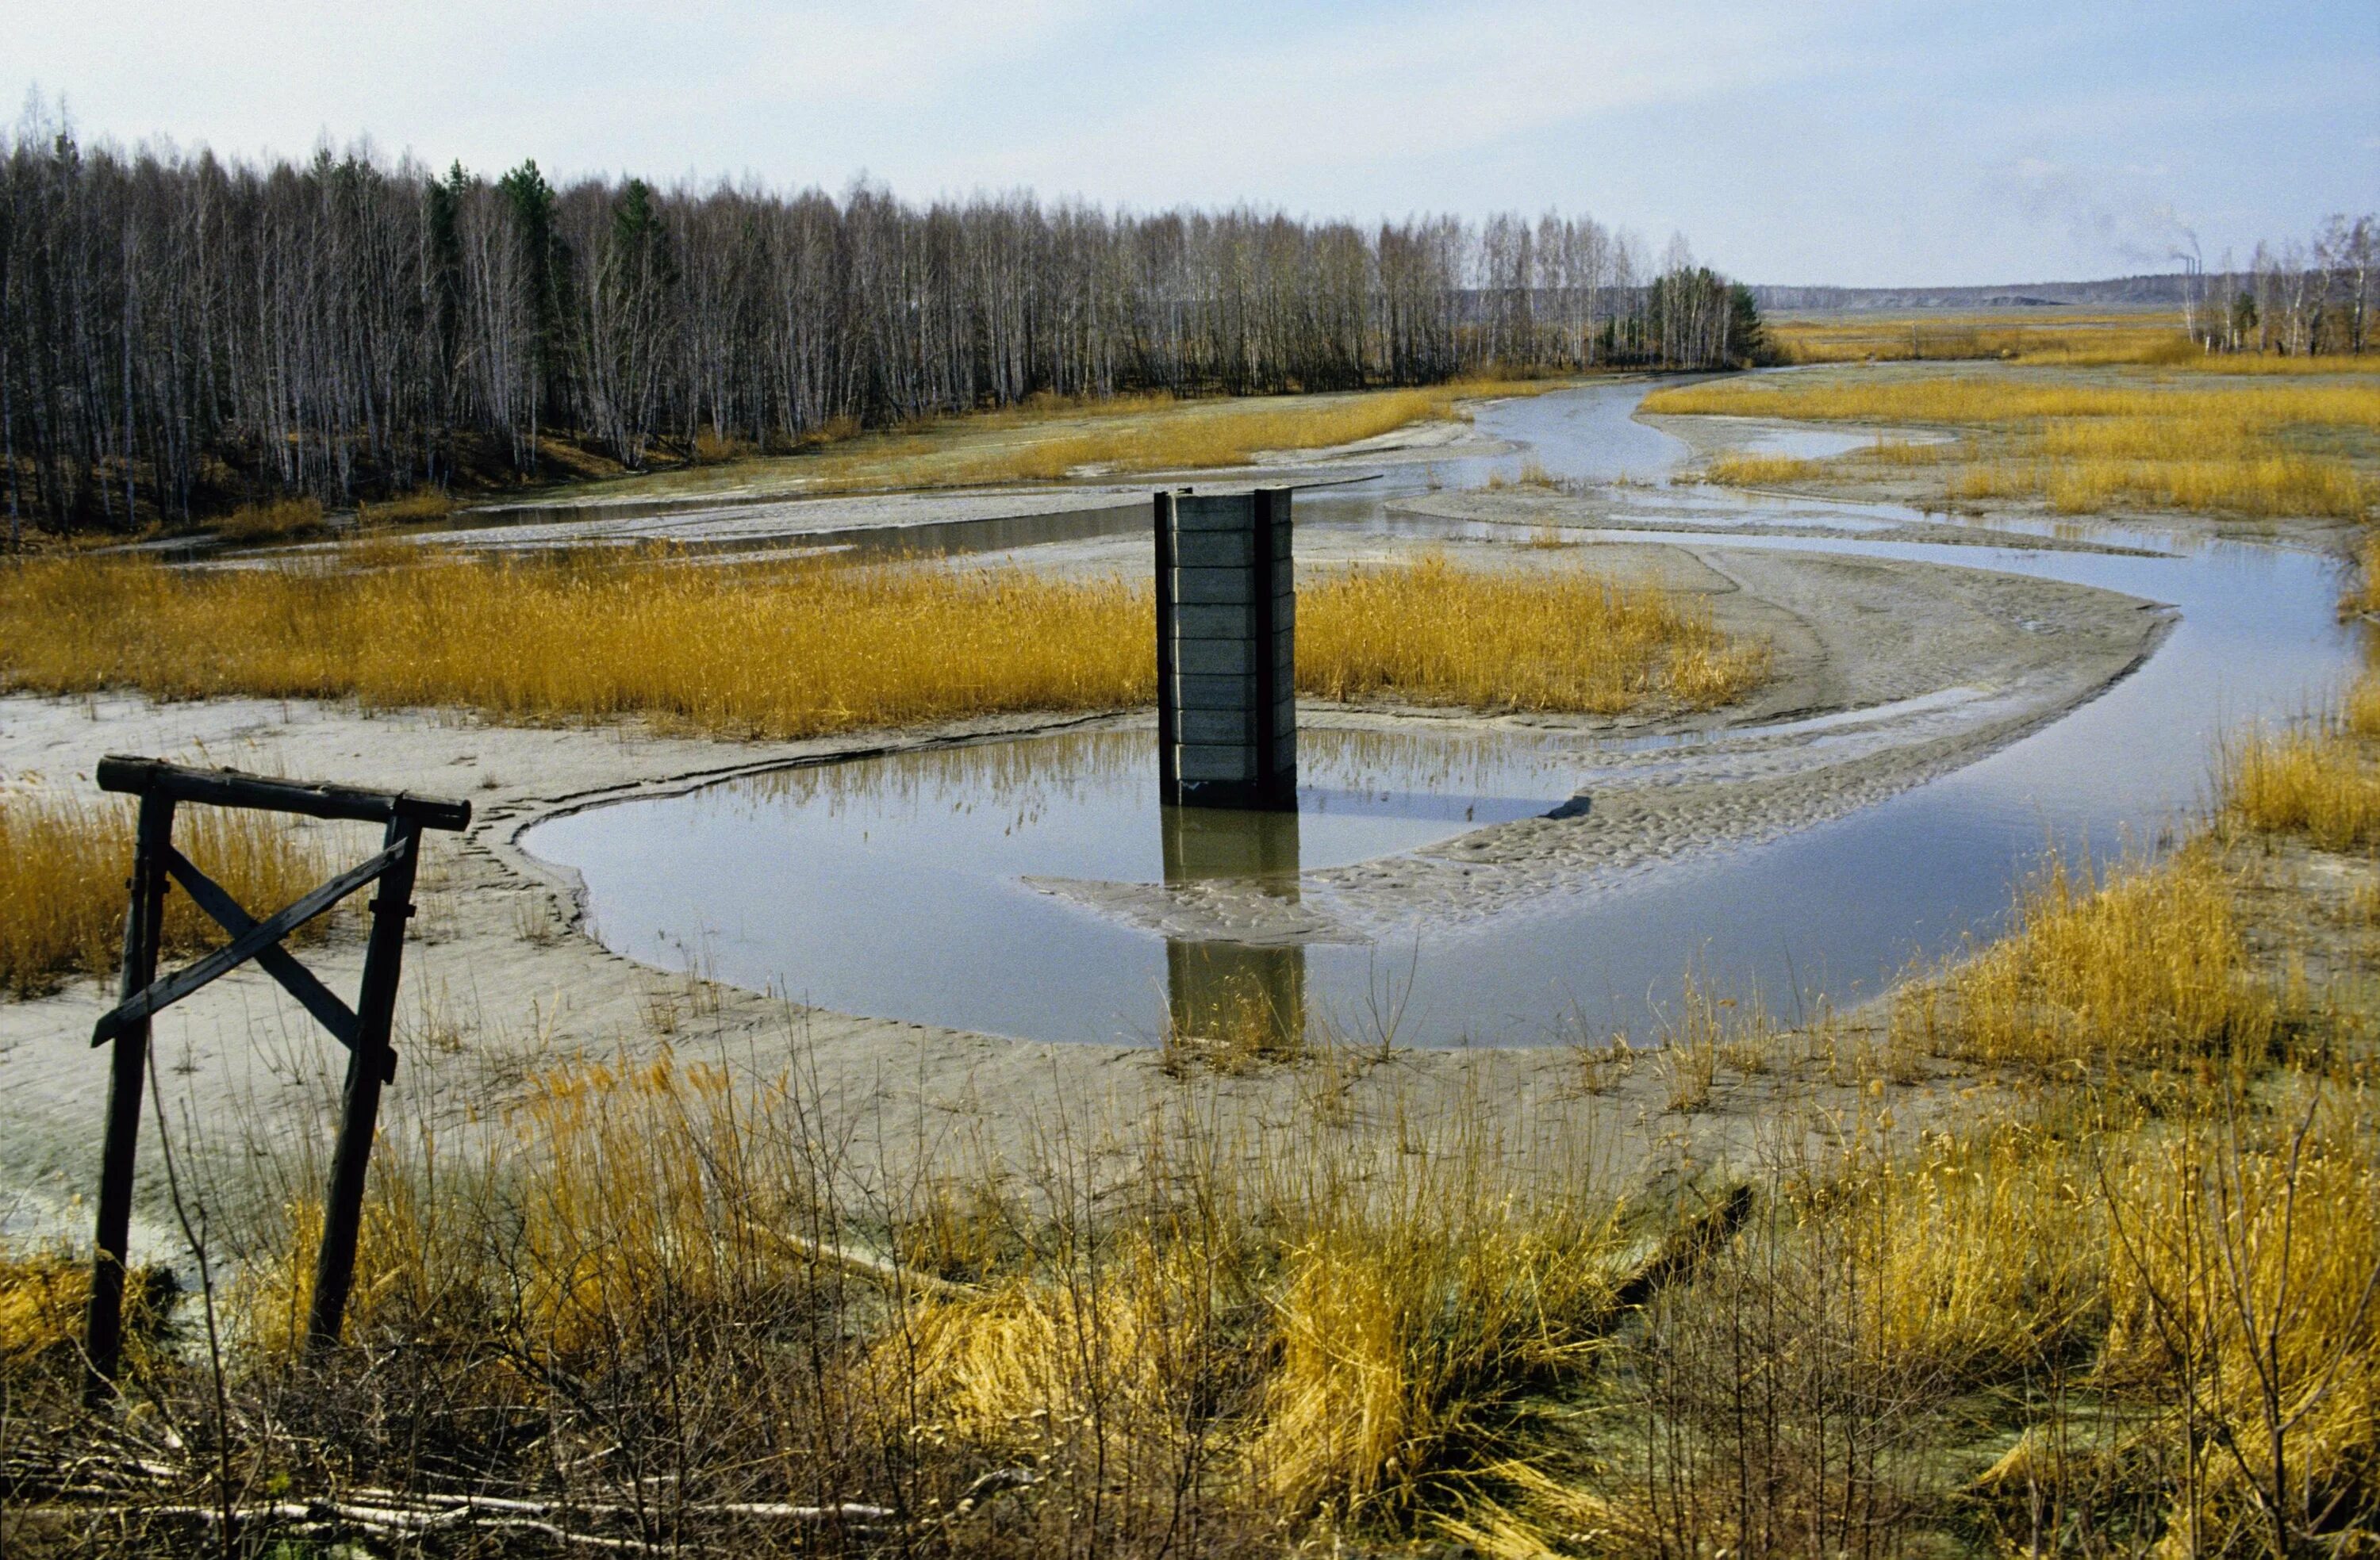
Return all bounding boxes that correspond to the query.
[0,122,1757,533]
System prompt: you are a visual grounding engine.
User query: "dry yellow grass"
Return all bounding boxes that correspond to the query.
[601,378,1567,503]
[1851,1122,2103,1378]
[215,496,326,542]
[0,792,341,995]
[0,546,1767,738]
[2164,351,2380,376]
[2097,1086,2380,1555]
[0,549,1154,739]
[2224,605,2380,849]
[1299,553,1768,714]
[1947,452,2374,517]
[355,488,455,526]
[1768,308,2380,374]
[1647,370,2380,519]
[1922,848,2274,1070]
[236,1045,1634,1530]
[1252,1203,1622,1517]
[24,949,2378,1552]
[1703,451,1821,486]
[2226,726,2380,849]
[2346,534,2380,619]
[1766,310,2195,366]
[236,1052,827,1365]
[2,1246,175,1374]
[1642,375,2380,432]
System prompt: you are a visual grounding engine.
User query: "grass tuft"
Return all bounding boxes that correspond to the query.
[1644,370,2380,519]
[1933,848,2275,1070]
[2227,726,2380,849]
[0,792,341,996]
[216,496,326,543]
[1703,452,1821,487]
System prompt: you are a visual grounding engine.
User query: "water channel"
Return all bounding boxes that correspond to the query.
[522,384,2355,1047]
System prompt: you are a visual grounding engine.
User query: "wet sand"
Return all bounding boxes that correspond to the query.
[0,508,2170,1244]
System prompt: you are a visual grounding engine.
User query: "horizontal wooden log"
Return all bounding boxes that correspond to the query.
[97,756,470,833]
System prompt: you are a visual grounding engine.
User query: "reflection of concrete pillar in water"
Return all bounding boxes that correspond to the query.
[1154,488,1296,810]
[1161,806,1308,1051]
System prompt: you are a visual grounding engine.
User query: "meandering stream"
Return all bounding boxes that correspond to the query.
[524,385,2353,1046]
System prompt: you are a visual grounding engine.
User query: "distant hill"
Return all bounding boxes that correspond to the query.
[1752,273,2193,313]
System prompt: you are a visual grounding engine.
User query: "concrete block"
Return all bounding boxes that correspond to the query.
[1177,603,1253,638]
[1174,531,1253,567]
[1173,567,1252,605]
[1178,708,1253,744]
[1176,639,1255,676]
[1177,743,1254,781]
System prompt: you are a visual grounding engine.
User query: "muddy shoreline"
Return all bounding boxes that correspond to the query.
[0,506,2173,1243]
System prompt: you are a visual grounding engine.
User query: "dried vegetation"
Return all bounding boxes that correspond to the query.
[0,544,1766,738]
[0,793,339,995]
[1647,367,2380,519]
[1299,553,1770,713]
[7,895,2374,1556]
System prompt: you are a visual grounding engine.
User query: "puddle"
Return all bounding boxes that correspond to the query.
[524,726,1583,1045]
[524,384,2357,1048]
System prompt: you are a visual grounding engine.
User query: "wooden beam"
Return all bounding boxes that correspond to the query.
[96,755,470,833]
[306,816,423,1351]
[90,837,409,1046]
[163,846,374,1066]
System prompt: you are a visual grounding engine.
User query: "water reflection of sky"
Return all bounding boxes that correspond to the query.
[524,384,2358,1047]
[524,724,1581,1045]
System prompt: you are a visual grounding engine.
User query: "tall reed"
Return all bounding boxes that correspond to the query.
[1299,553,1768,713]
[1649,370,2380,519]
[0,546,1768,738]
[1928,849,2274,1070]
[0,793,339,995]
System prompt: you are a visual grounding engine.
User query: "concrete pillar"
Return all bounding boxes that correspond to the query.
[1154,488,1296,810]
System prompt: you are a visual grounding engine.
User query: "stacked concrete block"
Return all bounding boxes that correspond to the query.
[1154,488,1296,809]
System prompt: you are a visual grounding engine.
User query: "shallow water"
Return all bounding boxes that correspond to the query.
[527,727,1587,1044]
[524,385,2355,1046]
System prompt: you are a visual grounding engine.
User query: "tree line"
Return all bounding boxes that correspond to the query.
[0,117,1760,535]
[2182,214,2376,356]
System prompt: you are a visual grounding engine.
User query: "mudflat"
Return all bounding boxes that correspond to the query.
[0,508,2168,1246]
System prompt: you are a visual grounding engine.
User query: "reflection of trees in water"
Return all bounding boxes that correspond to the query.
[1163,806,1308,1058]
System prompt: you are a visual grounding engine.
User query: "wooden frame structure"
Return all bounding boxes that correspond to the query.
[80,757,469,1401]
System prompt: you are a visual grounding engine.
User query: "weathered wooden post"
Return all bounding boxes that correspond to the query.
[79,758,468,1398]
[81,791,174,1406]
[305,810,424,1351]
[1154,488,1296,810]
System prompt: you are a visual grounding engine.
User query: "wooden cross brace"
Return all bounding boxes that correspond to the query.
[79,757,470,1403]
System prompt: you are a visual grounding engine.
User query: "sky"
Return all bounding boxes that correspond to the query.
[7,0,2376,287]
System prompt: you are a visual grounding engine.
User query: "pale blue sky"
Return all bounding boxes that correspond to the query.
[10,0,2376,286]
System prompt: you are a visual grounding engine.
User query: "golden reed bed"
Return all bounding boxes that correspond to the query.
[0,546,1765,740]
